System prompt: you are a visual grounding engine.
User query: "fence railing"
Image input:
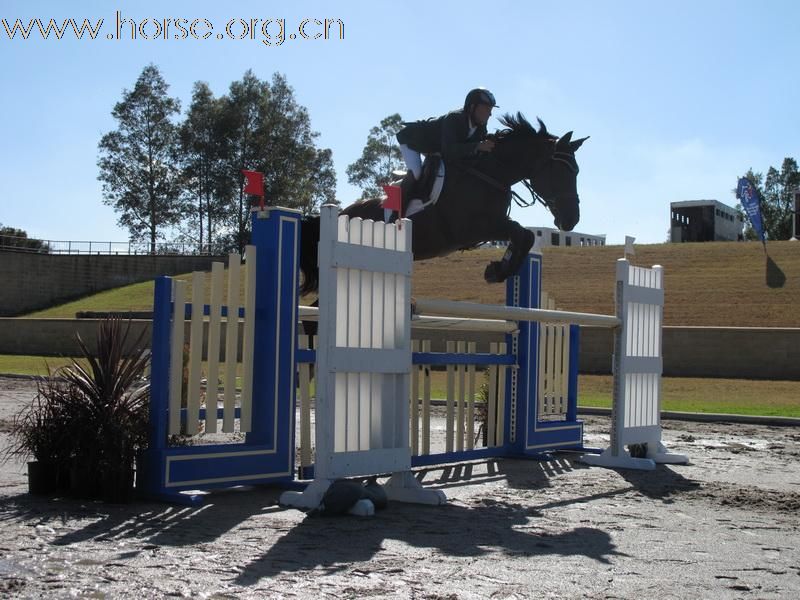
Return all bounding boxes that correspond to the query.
[0,235,215,255]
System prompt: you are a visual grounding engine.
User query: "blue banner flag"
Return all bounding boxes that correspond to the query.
[737,177,766,242]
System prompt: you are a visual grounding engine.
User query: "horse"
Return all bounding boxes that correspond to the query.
[299,113,586,297]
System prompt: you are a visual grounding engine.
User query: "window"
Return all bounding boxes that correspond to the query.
[551,232,560,246]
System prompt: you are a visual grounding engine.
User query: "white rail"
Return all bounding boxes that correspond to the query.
[413,298,621,329]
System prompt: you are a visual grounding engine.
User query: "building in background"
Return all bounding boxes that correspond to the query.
[483,227,606,249]
[670,200,743,242]
[528,227,606,248]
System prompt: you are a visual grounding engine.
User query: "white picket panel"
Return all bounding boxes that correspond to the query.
[581,259,687,470]
[165,251,256,439]
[281,206,445,511]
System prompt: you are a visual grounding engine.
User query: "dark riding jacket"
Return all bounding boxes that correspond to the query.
[396,109,487,161]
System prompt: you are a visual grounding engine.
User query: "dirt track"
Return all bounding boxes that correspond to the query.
[1,376,799,599]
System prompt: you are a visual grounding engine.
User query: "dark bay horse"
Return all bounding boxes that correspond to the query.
[300,113,586,296]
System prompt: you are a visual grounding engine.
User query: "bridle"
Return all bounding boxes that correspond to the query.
[514,150,580,213]
[455,141,580,217]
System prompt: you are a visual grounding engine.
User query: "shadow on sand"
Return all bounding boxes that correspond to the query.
[0,455,702,588]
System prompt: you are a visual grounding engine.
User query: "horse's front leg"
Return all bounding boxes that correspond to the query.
[484,221,535,283]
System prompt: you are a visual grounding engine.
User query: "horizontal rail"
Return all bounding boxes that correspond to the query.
[413,298,621,329]
[297,305,517,333]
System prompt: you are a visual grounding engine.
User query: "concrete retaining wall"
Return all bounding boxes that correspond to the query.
[1,319,798,380]
[0,252,227,316]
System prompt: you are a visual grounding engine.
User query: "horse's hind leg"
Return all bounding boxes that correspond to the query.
[484,222,535,283]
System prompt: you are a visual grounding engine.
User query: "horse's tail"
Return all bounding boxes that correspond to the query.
[299,215,321,297]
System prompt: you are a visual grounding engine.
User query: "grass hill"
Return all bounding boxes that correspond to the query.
[25,240,800,327]
[414,240,800,327]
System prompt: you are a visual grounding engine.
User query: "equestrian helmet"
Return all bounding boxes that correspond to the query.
[464,88,498,111]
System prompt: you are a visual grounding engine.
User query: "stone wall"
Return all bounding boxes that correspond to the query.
[0,252,227,316]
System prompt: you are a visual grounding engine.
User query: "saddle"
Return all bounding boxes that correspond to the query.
[392,155,444,219]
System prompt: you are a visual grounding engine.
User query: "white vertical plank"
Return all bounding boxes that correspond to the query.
[335,372,347,453]
[383,226,396,349]
[496,342,507,445]
[487,342,498,447]
[334,216,350,455]
[445,340,455,453]
[553,325,565,414]
[240,244,257,433]
[205,262,224,434]
[335,216,349,348]
[370,373,383,448]
[379,224,397,449]
[466,342,476,450]
[371,222,386,350]
[422,340,431,456]
[168,279,186,436]
[537,325,547,418]
[456,341,466,452]
[411,340,420,456]
[186,272,204,435]
[223,254,240,433]
[347,219,362,451]
[357,219,374,450]
[395,220,412,451]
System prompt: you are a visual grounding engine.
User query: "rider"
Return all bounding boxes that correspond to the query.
[396,87,498,182]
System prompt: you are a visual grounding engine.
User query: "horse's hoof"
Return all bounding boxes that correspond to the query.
[484,261,507,283]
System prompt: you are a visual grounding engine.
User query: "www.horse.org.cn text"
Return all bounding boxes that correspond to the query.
[2,11,345,46]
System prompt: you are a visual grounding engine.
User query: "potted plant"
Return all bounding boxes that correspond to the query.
[57,317,151,503]
[4,378,71,494]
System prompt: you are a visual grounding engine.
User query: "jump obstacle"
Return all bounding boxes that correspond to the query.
[138,205,688,505]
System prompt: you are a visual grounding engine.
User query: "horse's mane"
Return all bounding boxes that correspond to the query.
[496,113,557,142]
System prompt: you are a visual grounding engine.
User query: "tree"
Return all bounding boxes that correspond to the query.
[97,64,183,253]
[178,82,232,253]
[260,73,336,216]
[737,158,799,241]
[0,225,49,252]
[218,71,336,253]
[346,113,405,199]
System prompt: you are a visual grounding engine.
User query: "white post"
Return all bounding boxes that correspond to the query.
[580,260,688,470]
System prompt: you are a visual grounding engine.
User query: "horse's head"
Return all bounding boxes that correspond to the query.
[496,114,587,231]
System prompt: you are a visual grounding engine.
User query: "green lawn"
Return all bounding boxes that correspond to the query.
[2,356,797,418]
[0,355,79,377]
[24,280,162,318]
[416,371,800,418]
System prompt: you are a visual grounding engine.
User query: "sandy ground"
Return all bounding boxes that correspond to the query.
[1,375,799,599]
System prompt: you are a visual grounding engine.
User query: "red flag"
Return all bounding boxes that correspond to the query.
[241,170,264,196]
[382,184,402,217]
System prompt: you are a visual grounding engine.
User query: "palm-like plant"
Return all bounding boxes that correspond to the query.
[57,318,151,501]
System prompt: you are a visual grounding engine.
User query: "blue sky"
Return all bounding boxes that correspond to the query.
[1,0,798,244]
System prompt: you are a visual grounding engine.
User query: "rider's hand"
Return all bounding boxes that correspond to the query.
[477,140,495,152]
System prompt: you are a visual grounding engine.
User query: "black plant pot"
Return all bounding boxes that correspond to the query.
[101,465,135,504]
[27,461,58,495]
[69,459,101,499]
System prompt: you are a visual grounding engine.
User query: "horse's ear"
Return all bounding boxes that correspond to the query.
[569,136,590,152]
[556,131,573,150]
